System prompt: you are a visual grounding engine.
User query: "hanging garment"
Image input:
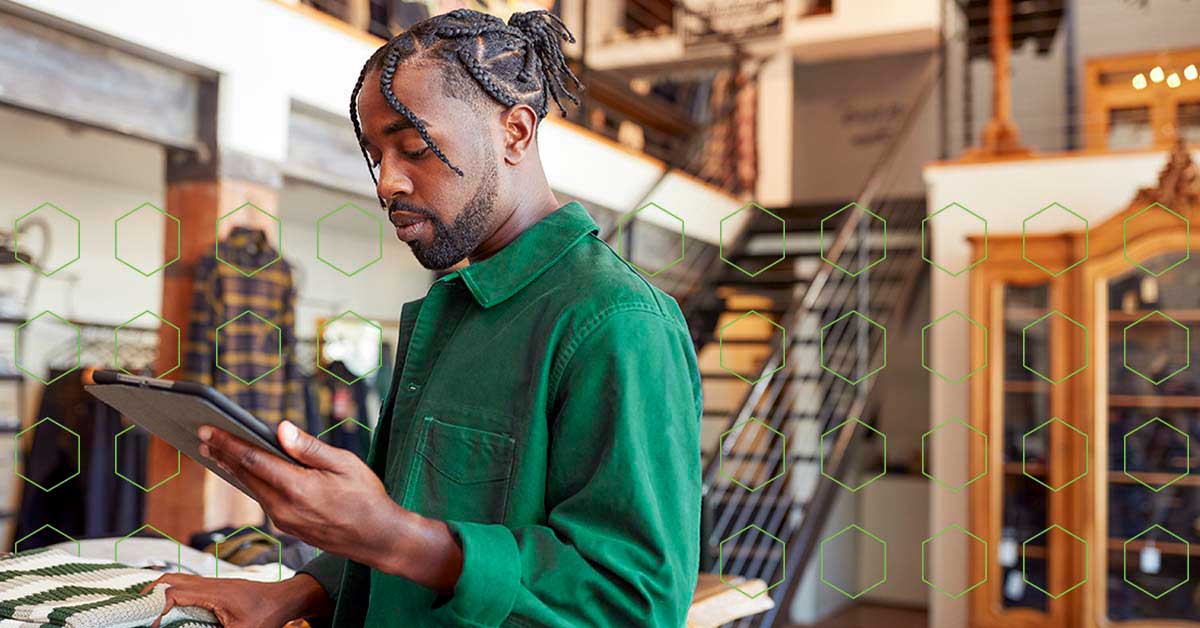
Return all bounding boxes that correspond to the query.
[15,370,144,546]
[0,548,218,628]
[184,226,302,426]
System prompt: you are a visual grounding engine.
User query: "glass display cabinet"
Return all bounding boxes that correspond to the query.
[969,141,1200,628]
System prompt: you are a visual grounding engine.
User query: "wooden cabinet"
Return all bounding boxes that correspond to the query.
[969,142,1200,627]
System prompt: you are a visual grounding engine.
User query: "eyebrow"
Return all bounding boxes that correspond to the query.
[360,117,424,149]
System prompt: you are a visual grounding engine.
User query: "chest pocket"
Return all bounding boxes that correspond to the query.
[405,417,516,523]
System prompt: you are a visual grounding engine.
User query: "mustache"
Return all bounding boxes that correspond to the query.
[387,199,437,221]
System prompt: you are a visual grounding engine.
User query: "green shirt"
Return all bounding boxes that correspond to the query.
[300,201,702,627]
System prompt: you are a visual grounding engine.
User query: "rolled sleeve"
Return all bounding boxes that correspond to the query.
[430,521,522,626]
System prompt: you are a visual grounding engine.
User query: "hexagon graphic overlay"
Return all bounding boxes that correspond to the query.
[820,310,886,385]
[115,202,180,276]
[1023,525,1088,599]
[922,418,988,492]
[821,202,887,277]
[1124,202,1189,276]
[316,203,384,276]
[1022,202,1088,276]
[719,417,787,492]
[616,202,685,277]
[922,202,987,276]
[720,202,785,277]
[1022,417,1088,492]
[821,524,886,599]
[1123,417,1190,492]
[821,418,886,491]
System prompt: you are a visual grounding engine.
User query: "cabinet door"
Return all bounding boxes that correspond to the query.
[972,274,1078,628]
[1097,253,1200,625]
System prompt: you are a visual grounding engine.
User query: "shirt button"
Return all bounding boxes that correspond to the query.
[407,383,420,392]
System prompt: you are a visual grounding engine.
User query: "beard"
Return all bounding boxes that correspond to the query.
[392,161,498,270]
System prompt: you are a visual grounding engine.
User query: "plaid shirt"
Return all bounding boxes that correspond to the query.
[184,227,301,425]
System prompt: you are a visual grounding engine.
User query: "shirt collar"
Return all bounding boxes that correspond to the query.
[446,201,599,309]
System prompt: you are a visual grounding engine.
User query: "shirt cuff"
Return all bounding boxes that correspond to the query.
[433,521,522,626]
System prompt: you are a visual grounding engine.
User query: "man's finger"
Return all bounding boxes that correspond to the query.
[278,420,346,471]
[200,426,301,489]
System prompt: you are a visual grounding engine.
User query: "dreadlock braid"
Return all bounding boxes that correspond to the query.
[349,8,584,179]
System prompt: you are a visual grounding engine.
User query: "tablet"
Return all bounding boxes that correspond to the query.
[85,370,302,498]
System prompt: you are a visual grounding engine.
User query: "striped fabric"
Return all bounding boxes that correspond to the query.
[0,549,220,628]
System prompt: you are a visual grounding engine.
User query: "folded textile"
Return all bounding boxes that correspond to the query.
[0,548,220,628]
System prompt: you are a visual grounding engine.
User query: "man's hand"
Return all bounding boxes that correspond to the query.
[198,421,463,592]
[143,572,330,628]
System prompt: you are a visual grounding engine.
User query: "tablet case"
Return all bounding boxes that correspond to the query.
[85,383,290,499]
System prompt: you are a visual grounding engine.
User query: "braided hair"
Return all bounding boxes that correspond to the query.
[350,9,583,194]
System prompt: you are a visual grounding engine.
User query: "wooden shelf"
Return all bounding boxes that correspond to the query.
[1004,380,1050,393]
[1110,394,1200,408]
[1023,545,1048,559]
[1006,462,1047,476]
[1004,307,1048,321]
[1108,470,1200,487]
[1109,538,1194,557]
[1108,309,1200,323]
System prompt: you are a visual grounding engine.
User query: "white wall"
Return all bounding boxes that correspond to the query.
[922,147,1200,628]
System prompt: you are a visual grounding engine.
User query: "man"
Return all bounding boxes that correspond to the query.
[150,8,701,628]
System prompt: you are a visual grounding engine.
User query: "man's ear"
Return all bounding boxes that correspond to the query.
[501,104,538,165]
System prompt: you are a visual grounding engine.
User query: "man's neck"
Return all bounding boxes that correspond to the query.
[468,187,560,264]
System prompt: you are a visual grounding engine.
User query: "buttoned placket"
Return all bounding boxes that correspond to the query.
[382,277,470,498]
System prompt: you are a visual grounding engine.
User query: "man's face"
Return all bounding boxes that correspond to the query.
[357,62,501,270]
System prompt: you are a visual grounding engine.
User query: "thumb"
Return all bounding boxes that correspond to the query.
[278,420,344,470]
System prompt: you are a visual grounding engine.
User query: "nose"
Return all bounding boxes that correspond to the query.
[376,158,414,202]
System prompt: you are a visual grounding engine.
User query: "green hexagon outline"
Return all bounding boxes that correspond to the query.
[14,310,80,385]
[215,310,282,386]
[921,523,988,599]
[213,525,283,580]
[820,418,887,492]
[1022,310,1089,384]
[1123,524,1190,598]
[316,417,375,440]
[1123,310,1190,385]
[820,202,887,277]
[15,417,80,492]
[1022,417,1089,492]
[1022,524,1088,599]
[114,202,180,276]
[1123,417,1190,492]
[616,202,685,277]
[1124,202,1190,277]
[1022,202,1089,277]
[921,418,988,493]
[922,203,988,276]
[115,424,180,492]
[215,203,281,277]
[14,523,79,556]
[116,523,182,569]
[719,202,785,278]
[115,310,181,378]
[718,310,786,384]
[15,202,80,277]
[820,310,887,385]
[316,203,384,277]
[921,310,988,384]
[820,523,887,599]
[719,523,786,598]
[317,310,384,385]
[719,417,787,493]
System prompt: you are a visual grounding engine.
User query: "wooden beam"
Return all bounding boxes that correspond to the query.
[961,0,1031,161]
[0,10,200,149]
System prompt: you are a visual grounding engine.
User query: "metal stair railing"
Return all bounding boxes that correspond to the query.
[698,53,943,627]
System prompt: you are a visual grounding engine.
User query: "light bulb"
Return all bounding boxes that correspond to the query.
[1133,73,1148,90]
[1167,72,1181,88]
[1185,64,1198,81]
[1150,66,1165,83]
